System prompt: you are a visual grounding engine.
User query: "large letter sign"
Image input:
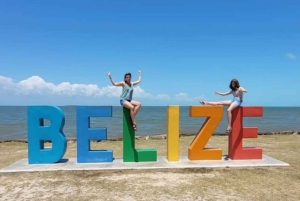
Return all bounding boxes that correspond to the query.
[188,106,223,160]
[228,106,263,159]
[27,105,263,164]
[167,105,180,161]
[123,108,157,162]
[28,106,67,164]
[76,106,113,163]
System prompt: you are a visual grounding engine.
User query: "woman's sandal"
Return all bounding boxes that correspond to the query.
[199,101,205,105]
[133,124,138,131]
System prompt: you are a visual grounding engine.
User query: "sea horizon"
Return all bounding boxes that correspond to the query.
[1,106,300,140]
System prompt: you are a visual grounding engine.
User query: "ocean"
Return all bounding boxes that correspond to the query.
[0,106,299,140]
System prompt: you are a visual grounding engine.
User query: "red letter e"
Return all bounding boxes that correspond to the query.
[228,106,263,160]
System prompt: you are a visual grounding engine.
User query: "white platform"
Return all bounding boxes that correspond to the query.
[0,155,290,173]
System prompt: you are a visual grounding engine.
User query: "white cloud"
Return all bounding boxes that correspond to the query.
[286,53,296,59]
[0,75,159,98]
[0,75,204,103]
[175,92,204,101]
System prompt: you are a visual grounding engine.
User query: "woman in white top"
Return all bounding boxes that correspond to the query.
[200,79,247,133]
[107,70,142,131]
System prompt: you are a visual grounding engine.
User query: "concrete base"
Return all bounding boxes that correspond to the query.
[0,155,289,173]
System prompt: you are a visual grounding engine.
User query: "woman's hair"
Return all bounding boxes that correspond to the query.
[229,79,240,91]
[124,73,131,83]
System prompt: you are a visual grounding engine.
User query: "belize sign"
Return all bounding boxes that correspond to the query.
[27,105,264,164]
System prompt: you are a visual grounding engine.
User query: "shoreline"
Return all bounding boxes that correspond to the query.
[0,130,299,143]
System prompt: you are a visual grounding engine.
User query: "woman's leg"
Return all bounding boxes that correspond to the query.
[130,100,141,116]
[122,101,137,130]
[226,101,240,132]
[200,100,231,106]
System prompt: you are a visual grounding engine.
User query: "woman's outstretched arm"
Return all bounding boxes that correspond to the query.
[132,70,142,86]
[107,72,124,87]
[215,90,232,96]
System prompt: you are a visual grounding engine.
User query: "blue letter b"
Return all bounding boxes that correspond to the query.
[27,106,67,164]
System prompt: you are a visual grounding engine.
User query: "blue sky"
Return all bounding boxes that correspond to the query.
[0,0,299,106]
